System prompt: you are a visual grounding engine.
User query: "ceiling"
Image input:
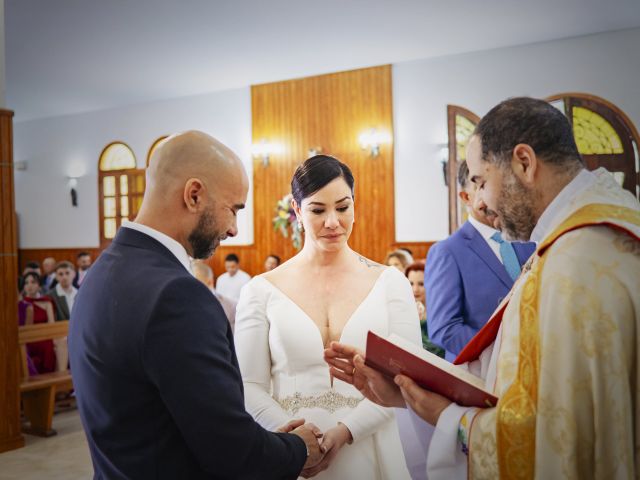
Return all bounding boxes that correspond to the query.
[6,0,640,122]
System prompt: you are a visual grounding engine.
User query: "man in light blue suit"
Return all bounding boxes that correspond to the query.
[425,161,535,361]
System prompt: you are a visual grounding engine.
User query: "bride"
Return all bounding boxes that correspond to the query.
[234,155,421,479]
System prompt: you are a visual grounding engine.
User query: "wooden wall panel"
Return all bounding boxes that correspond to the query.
[18,67,416,283]
[18,248,102,273]
[0,109,25,453]
[206,66,398,278]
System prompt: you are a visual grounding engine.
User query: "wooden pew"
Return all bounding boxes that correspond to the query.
[18,320,73,436]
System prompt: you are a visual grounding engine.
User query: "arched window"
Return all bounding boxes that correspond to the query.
[146,135,169,167]
[98,142,145,247]
[546,93,639,198]
[446,94,640,233]
[446,105,480,233]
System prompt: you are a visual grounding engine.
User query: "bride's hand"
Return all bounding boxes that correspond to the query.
[300,423,351,478]
[324,342,405,408]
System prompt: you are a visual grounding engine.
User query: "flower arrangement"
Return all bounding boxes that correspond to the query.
[273,193,303,250]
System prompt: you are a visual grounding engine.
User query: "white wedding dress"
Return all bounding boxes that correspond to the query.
[234,266,422,480]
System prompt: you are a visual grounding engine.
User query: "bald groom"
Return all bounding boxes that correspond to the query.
[69,131,322,479]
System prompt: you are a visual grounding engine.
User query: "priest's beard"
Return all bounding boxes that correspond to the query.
[188,209,221,260]
[497,169,538,242]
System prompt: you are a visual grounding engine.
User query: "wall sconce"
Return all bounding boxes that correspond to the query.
[358,129,391,157]
[67,176,79,207]
[438,145,450,186]
[251,139,282,167]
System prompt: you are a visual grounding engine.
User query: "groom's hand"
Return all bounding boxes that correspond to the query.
[300,423,352,478]
[276,418,305,433]
[290,423,324,471]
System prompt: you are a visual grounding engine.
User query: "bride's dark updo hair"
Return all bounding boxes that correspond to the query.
[291,155,355,205]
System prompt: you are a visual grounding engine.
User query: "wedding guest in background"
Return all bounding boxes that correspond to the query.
[19,261,42,293]
[74,252,92,288]
[48,261,77,371]
[398,247,415,264]
[48,261,77,321]
[405,261,444,357]
[19,272,57,374]
[235,154,419,479]
[192,260,237,331]
[216,253,251,301]
[17,300,39,376]
[263,254,281,272]
[42,257,57,290]
[23,261,41,276]
[425,160,534,361]
[384,249,410,272]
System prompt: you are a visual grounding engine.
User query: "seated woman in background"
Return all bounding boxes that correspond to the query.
[235,155,421,479]
[405,262,445,358]
[19,272,57,374]
[384,249,410,272]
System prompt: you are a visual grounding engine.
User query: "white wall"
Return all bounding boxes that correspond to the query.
[13,87,253,248]
[393,27,640,241]
[0,0,5,107]
[14,28,640,247]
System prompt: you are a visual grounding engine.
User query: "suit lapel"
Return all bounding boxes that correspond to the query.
[113,227,186,271]
[462,222,513,288]
[60,296,70,320]
[514,242,534,266]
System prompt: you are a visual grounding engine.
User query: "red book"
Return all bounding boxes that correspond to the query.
[365,331,498,408]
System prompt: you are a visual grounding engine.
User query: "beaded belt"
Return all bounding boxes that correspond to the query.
[276,390,363,415]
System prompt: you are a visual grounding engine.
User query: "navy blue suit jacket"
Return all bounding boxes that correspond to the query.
[425,221,535,361]
[69,227,306,479]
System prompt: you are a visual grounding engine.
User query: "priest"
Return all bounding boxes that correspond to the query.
[325,97,640,479]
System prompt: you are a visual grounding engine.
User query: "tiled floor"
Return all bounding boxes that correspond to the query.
[0,410,93,479]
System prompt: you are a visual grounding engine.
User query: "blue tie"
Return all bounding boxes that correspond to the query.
[491,232,522,282]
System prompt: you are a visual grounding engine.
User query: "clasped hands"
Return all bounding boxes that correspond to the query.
[276,419,352,478]
[323,341,452,426]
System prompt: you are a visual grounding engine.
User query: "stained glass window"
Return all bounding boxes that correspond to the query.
[448,106,480,233]
[119,175,128,195]
[547,93,638,199]
[133,196,143,214]
[104,219,117,239]
[120,197,129,217]
[134,175,145,193]
[103,198,116,217]
[572,106,624,155]
[98,142,143,246]
[455,115,476,161]
[147,136,169,166]
[99,143,136,171]
[103,176,116,197]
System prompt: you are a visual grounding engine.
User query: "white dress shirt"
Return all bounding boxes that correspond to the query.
[216,270,251,301]
[121,221,193,274]
[55,283,78,312]
[77,269,89,285]
[467,215,502,263]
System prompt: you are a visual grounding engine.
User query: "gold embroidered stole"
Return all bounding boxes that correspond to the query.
[496,203,640,479]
